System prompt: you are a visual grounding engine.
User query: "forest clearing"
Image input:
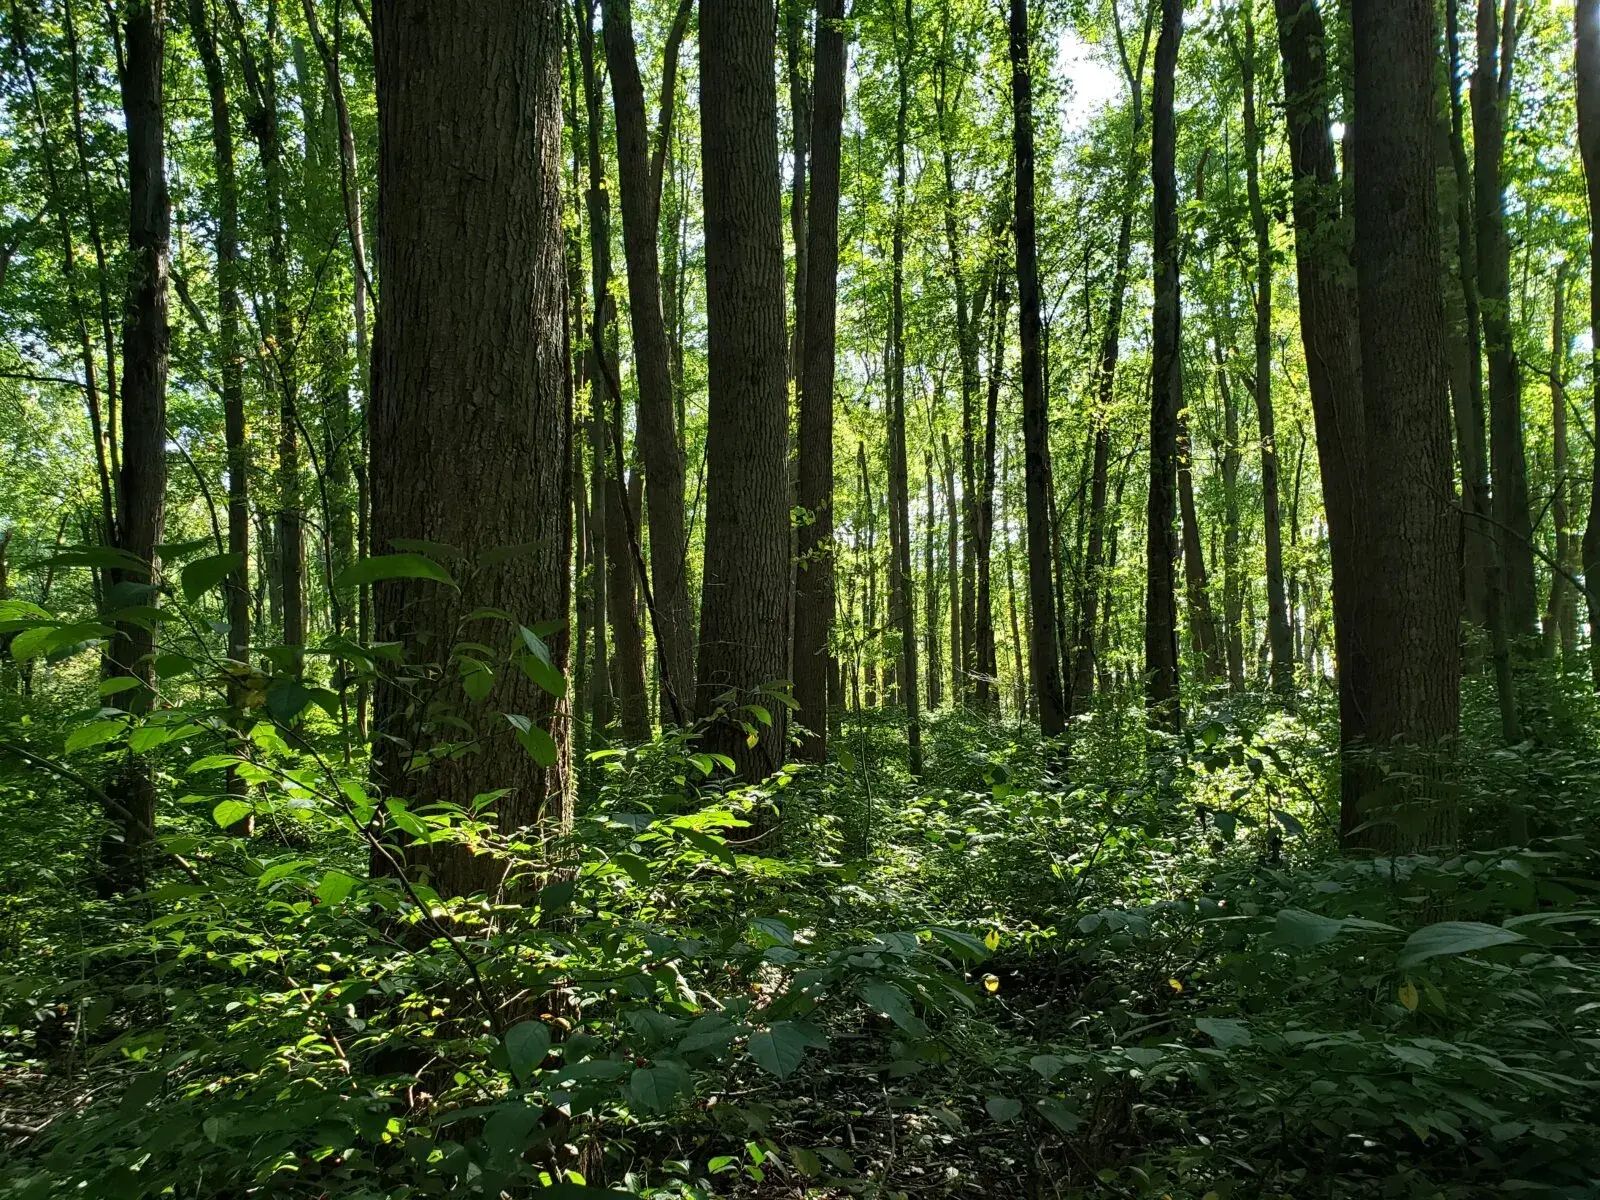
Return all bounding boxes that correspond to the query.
[1,0,1599,1196]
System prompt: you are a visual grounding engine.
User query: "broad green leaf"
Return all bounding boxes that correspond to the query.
[315,871,358,906]
[212,799,252,828]
[748,1021,825,1078]
[858,981,927,1035]
[678,1015,740,1054]
[384,799,430,842]
[504,1019,552,1082]
[460,657,495,702]
[481,1100,546,1160]
[1398,921,1525,968]
[66,720,127,752]
[928,926,989,962]
[98,676,143,698]
[1274,908,1348,949]
[1195,1017,1253,1048]
[334,553,455,590]
[985,1096,1023,1123]
[1036,1097,1081,1133]
[33,545,147,573]
[627,1059,690,1111]
[612,852,651,888]
[181,552,244,602]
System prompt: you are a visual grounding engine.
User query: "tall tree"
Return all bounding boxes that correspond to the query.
[1473,0,1538,639]
[1348,0,1462,850]
[795,0,847,760]
[1009,0,1066,737]
[696,0,792,774]
[1578,0,1600,689]
[1145,0,1183,730]
[370,0,572,893]
[600,0,696,720]
[99,0,170,891]
[1178,414,1224,683]
[1238,1,1293,698]
[1544,261,1576,662]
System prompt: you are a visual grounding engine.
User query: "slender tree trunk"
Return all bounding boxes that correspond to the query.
[1178,415,1223,683]
[99,0,169,894]
[600,0,696,720]
[604,382,650,742]
[976,262,1007,710]
[1273,0,1367,765]
[1545,262,1577,662]
[1215,333,1246,693]
[187,0,253,827]
[1003,444,1026,717]
[795,0,846,759]
[1009,0,1066,736]
[942,431,960,702]
[697,0,792,774]
[858,441,879,705]
[787,0,811,377]
[889,0,923,770]
[1146,0,1183,730]
[1474,0,1538,639]
[370,0,572,892]
[1348,0,1462,850]
[924,450,941,709]
[1577,0,1600,689]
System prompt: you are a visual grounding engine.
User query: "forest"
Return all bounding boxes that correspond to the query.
[0,0,1597,1195]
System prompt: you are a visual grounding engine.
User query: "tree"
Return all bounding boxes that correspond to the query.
[1145,0,1183,731]
[1010,0,1067,737]
[99,0,170,892]
[795,0,847,760]
[370,0,572,893]
[600,0,696,720]
[1348,0,1462,850]
[696,0,791,774]
[1579,0,1600,689]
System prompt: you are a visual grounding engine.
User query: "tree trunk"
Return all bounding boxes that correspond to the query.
[1273,0,1367,766]
[1215,333,1246,693]
[1545,261,1577,662]
[697,0,792,774]
[1348,0,1462,851]
[787,0,811,377]
[600,0,696,720]
[1009,0,1067,737]
[187,0,253,829]
[1240,8,1293,698]
[1577,0,1600,689]
[942,431,960,703]
[1178,416,1223,683]
[976,261,1008,709]
[1145,0,1183,730]
[1473,0,1539,639]
[924,450,941,709]
[99,0,169,894]
[370,0,572,893]
[795,0,846,760]
[604,391,650,742]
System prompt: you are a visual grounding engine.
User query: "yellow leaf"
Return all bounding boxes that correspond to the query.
[982,973,1000,994]
[1168,977,1183,992]
[984,929,1000,951]
[1398,980,1419,1012]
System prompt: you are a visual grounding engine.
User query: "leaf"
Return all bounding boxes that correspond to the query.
[66,720,127,752]
[790,1146,824,1177]
[181,552,244,602]
[1274,908,1348,949]
[212,799,252,828]
[678,827,734,866]
[334,553,455,590]
[481,1100,546,1160]
[33,545,147,574]
[748,1021,825,1079]
[857,981,927,1035]
[1029,1054,1071,1081]
[459,657,495,702]
[1398,980,1419,1011]
[749,916,793,946]
[928,926,989,962]
[1398,921,1524,968]
[678,1015,740,1054]
[1195,1017,1253,1048]
[1036,1097,1081,1133]
[516,650,568,699]
[315,871,358,906]
[98,676,143,698]
[504,1020,552,1083]
[985,1097,1023,1123]
[516,722,559,767]
[627,1059,689,1111]
[612,852,651,888]
[384,799,430,842]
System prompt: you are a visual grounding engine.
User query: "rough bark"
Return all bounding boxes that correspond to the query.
[1578,0,1600,689]
[370,0,572,893]
[1545,261,1577,662]
[696,0,792,774]
[795,0,846,760]
[1178,417,1223,683]
[976,260,1008,709]
[99,0,169,893]
[1216,335,1245,692]
[1348,0,1462,850]
[1010,0,1067,737]
[600,0,696,718]
[1145,0,1183,730]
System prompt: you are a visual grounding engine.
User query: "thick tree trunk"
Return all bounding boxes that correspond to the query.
[100,0,170,893]
[1010,0,1067,737]
[1473,0,1539,639]
[1241,9,1293,698]
[600,0,696,719]
[1273,0,1367,761]
[370,0,572,893]
[1577,0,1600,689]
[1348,0,1462,850]
[1145,0,1183,730]
[697,0,792,774]
[795,0,846,760]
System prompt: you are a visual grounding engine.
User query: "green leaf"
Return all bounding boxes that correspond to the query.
[460,657,495,702]
[98,676,143,698]
[627,1059,690,1111]
[748,1021,825,1079]
[384,799,430,842]
[612,852,652,888]
[985,1097,1023,1123]
[334,553,455,590]
[481,1100,547,1160]
[33,545,147,573]
[1195,1017,1253,1048]
[749,916,793,946]
[212,799,252,828]
[515,649,568,699]
[1398,921,1525,968]
[928,926,989,962]
[1029,1054,1072,1081]
[507,715,558,767]
[857,981,927,1035]
[678,827,734,866]
[181,552,244,602]
[315,871,358,906]
[66,720,127,752]
[678,1015,740,1054]
[1036,1097,1081,1133]
[504,1019,552,1083]
[1274,908,1348,949]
